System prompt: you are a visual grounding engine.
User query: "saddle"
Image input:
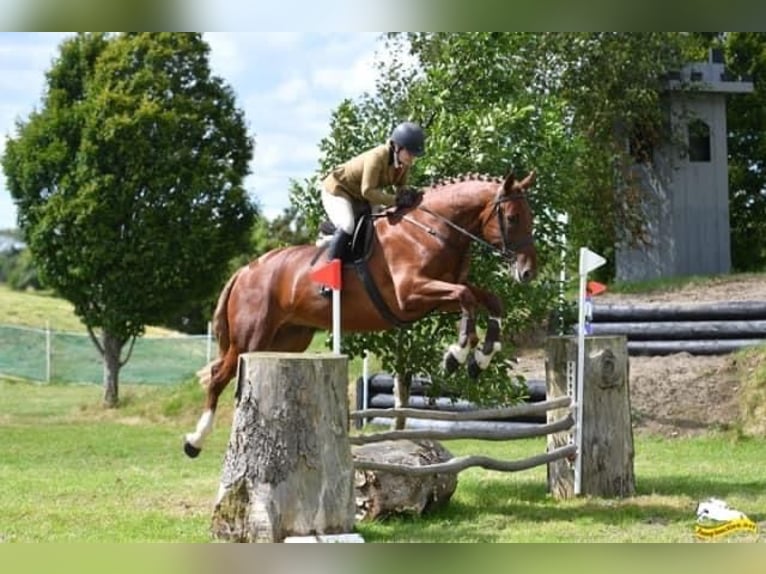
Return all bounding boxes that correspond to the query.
[314,210,407,327]
[317,211,375,264]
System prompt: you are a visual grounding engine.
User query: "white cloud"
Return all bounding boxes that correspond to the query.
[0,32,383,229]
[273,76,310,104]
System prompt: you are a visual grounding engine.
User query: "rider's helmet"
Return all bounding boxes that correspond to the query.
[390,122,426,156]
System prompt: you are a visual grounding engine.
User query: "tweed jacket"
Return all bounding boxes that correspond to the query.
[322,143,409,207]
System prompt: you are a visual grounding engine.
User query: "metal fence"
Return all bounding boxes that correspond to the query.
[0,324,212,385]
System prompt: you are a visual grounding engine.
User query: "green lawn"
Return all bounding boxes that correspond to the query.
[1,378,764,543]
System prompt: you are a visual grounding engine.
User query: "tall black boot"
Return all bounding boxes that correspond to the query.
[326,228,351,262]
[320,229,351,297]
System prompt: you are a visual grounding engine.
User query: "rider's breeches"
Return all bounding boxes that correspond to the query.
[321,187,356,235]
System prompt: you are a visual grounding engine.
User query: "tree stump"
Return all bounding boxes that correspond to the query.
[210,352,355,542]
[546,335,636,499]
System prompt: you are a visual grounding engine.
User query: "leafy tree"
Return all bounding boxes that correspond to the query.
[292,33,706,411]
[725,32,766,271]
[1,33,255,406]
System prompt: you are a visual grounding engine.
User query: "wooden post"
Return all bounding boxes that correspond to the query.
[546,335,635,499]
[211,352,355,542]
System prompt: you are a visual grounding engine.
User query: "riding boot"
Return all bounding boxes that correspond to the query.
[326,228,351,262]
[320,229,351,297]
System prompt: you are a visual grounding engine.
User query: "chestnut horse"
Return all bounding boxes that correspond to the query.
[184,170,537,457]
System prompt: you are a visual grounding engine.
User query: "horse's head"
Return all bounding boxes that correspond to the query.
[483,170,537,283]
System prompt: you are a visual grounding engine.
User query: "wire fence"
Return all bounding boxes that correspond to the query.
[0,324,212,385]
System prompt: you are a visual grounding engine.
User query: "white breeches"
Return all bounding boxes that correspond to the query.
[321,187,356,235]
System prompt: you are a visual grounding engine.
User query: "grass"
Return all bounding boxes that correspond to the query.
[2,377,766,543]
[605,271,764,296]
[0,283,377,386]
[0,283,174,336]
[2,277,766,542]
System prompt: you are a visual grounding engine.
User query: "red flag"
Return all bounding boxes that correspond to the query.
[587,280,607,296]
[310,259,342,291]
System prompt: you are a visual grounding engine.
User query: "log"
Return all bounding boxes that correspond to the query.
[367,394,546,423]
[210,353,355,543]
[591,320,766,340]
[591,300,766,322]
[353,440,457,520]
[365,373,546,402]
[546,335,635,499]
[350,414,573,444]
[627,339,766,356]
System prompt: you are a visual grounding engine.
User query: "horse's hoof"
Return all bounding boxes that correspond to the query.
[467,354,482,379]
[443,352,459,374]
[183,441,201,458]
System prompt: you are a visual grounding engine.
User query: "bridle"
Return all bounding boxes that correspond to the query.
[390,191,535,263]
[491,192,535,260]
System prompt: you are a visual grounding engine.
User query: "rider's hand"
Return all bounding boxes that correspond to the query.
[395,187,423,210]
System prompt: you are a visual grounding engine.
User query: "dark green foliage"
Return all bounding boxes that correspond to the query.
[1,33,255,403]
[725,33,766,272]
[290,33,719,406]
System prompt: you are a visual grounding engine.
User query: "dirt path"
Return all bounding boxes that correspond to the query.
[514,274,766,437]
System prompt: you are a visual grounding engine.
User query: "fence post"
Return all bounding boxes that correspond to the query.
[546,335,635,499]
[45,321,51,383]
[206,321,212,364]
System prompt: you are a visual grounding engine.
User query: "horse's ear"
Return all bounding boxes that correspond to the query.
[520,170,536,189]
[502,169,516,193]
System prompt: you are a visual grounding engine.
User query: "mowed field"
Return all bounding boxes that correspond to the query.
[2,282,766,542]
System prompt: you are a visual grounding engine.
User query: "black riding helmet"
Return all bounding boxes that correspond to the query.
[390,122,426,157]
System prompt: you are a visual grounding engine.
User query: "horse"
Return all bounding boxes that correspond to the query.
[183,170,537,457]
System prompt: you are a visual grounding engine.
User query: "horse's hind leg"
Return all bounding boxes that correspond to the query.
[184,348,238,458]
[183,325,313,458]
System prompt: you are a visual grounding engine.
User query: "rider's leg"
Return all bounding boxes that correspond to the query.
[326,227,351,261]
[320,189,356,261]
[319,190,356,296]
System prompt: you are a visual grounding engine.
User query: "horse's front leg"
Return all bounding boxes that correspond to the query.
[462,286,505,378]
[443,312,479,374]
[394,278,481,376]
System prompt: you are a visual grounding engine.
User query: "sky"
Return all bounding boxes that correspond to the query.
[0,32,386,229]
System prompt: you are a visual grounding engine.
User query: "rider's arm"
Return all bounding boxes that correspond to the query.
[360,152,397,207]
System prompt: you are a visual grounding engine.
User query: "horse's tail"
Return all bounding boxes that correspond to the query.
[197,267,243,388]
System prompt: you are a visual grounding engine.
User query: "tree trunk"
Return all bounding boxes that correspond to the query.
[211,352,355,543]
[392,372,412,430]
[546,335,635,499]
[102,330,121,408]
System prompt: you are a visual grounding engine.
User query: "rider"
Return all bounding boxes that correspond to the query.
[320,121,426,267]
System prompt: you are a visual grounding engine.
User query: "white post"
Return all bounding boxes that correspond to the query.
[332,288,341,355]
[575,247,606,495]
[362,349,370,426]
[557,213,569,336]
[45,321,51,383]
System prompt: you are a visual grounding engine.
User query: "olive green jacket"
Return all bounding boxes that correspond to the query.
[322,143,409,207]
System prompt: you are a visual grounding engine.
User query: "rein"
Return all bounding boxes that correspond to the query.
[386,192,534,263]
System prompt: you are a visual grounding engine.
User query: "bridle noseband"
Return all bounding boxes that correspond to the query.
[492,192,535,262]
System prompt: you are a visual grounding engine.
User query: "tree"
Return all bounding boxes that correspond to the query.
[725,32,766,271]
[2,33,255,406]
[291,33,705,410]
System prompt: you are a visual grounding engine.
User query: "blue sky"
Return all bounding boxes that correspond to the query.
[0,32,385,229]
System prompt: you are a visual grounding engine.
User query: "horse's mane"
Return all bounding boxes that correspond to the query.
[427,172,503,190]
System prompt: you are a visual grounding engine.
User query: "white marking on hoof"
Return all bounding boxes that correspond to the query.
[447,343,471,365]
[474,341,502,370]
[186,409,214,450]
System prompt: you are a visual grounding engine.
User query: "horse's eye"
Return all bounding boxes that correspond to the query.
[507,214,520,226]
